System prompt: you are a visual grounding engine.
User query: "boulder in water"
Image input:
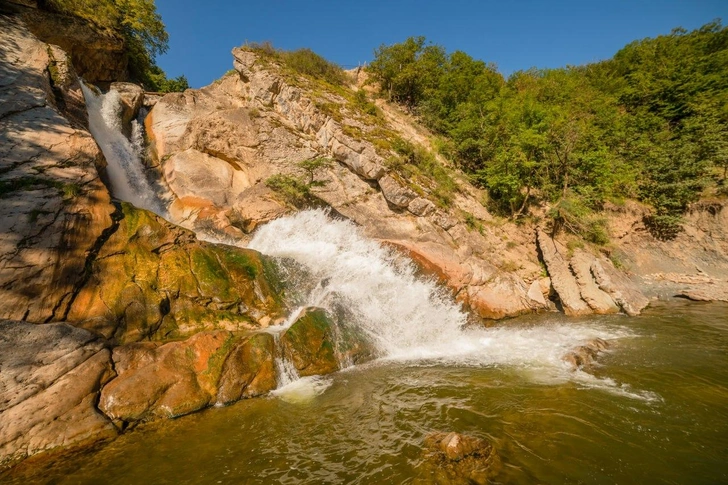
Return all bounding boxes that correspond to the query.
[280,307,339,377]
[422,431,500,484]
[562,338,610,370]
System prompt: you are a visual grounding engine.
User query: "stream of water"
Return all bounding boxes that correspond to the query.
[38,86,727,484]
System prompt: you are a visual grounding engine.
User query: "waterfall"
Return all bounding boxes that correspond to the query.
[79,85,648,400]
[80,83,167,217]
[250,210,654,400]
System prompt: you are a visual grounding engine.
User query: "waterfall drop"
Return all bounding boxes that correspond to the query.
[81,83,167,217]
[250,209,655,400]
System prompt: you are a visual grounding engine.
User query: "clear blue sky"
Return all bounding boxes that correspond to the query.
[154,0,728,88]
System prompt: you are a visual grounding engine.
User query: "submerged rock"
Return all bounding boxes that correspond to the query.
[422,432,500,485]
[0,321,117,468]
[562,338,611,370]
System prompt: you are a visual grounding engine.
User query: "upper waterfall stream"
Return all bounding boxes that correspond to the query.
[81,83,168,217]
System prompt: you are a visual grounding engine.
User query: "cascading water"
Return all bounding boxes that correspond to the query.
[250,209,656,401]
[79,85,651,401]
[81,83,167,217]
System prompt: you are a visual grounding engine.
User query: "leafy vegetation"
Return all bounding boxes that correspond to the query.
[41,0,188,92]
[265,157,334,207]
[368,23,728,239]
[243,42,346,86]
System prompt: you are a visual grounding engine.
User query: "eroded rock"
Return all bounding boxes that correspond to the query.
[99,331,234,426]
[0,321,117,467]
[570,251,619,314]
[537,231,592,316]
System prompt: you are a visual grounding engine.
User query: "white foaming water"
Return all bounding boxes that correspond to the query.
[81,83,167,216]
[250,209,655,401]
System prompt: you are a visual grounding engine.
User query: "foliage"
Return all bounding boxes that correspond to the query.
[265,157,333,207]
[369,24,728,239]
[244,42,346,86]
[42,0,186,91]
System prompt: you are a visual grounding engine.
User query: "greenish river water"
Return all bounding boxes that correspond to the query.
[5,301,728,484]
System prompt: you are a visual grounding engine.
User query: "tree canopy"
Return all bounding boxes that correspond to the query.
[43,0,187,92]
[368,23,728,239]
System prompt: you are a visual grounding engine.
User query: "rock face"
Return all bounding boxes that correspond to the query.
[0,14,289,467]
[64,203,284,343]
[604,200,728,304]
[17,6,127,84]
[0,14,115,324]
[423,432,500,485]
[537,231,649,316]
[0,321,117,468]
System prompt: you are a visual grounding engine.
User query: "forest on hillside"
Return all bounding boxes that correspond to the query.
[367,23,728,240]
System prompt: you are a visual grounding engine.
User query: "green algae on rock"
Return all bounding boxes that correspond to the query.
[66,203,285,344]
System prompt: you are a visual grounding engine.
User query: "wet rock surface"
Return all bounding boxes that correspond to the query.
[562,338,611,370]
[281,307,339,377]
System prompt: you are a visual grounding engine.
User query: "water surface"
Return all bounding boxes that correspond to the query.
[6,301,727,484]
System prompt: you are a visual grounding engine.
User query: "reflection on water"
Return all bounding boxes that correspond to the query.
[3,301,728,484]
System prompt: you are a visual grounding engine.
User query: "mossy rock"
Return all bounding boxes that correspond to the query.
[66,204,286,343]
[280,307,338,377]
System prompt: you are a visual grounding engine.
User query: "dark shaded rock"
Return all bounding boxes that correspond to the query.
[217,332,277,404]
[0,321,117,468]
[423,432,500,485]
[280,307,339,377]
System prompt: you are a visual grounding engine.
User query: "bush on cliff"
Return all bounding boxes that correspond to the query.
[244,41,346,86]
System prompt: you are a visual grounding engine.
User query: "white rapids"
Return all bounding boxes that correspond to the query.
[250,209,656,401]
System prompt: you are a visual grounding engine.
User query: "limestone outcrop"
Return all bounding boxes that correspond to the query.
[536,231,649,316]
